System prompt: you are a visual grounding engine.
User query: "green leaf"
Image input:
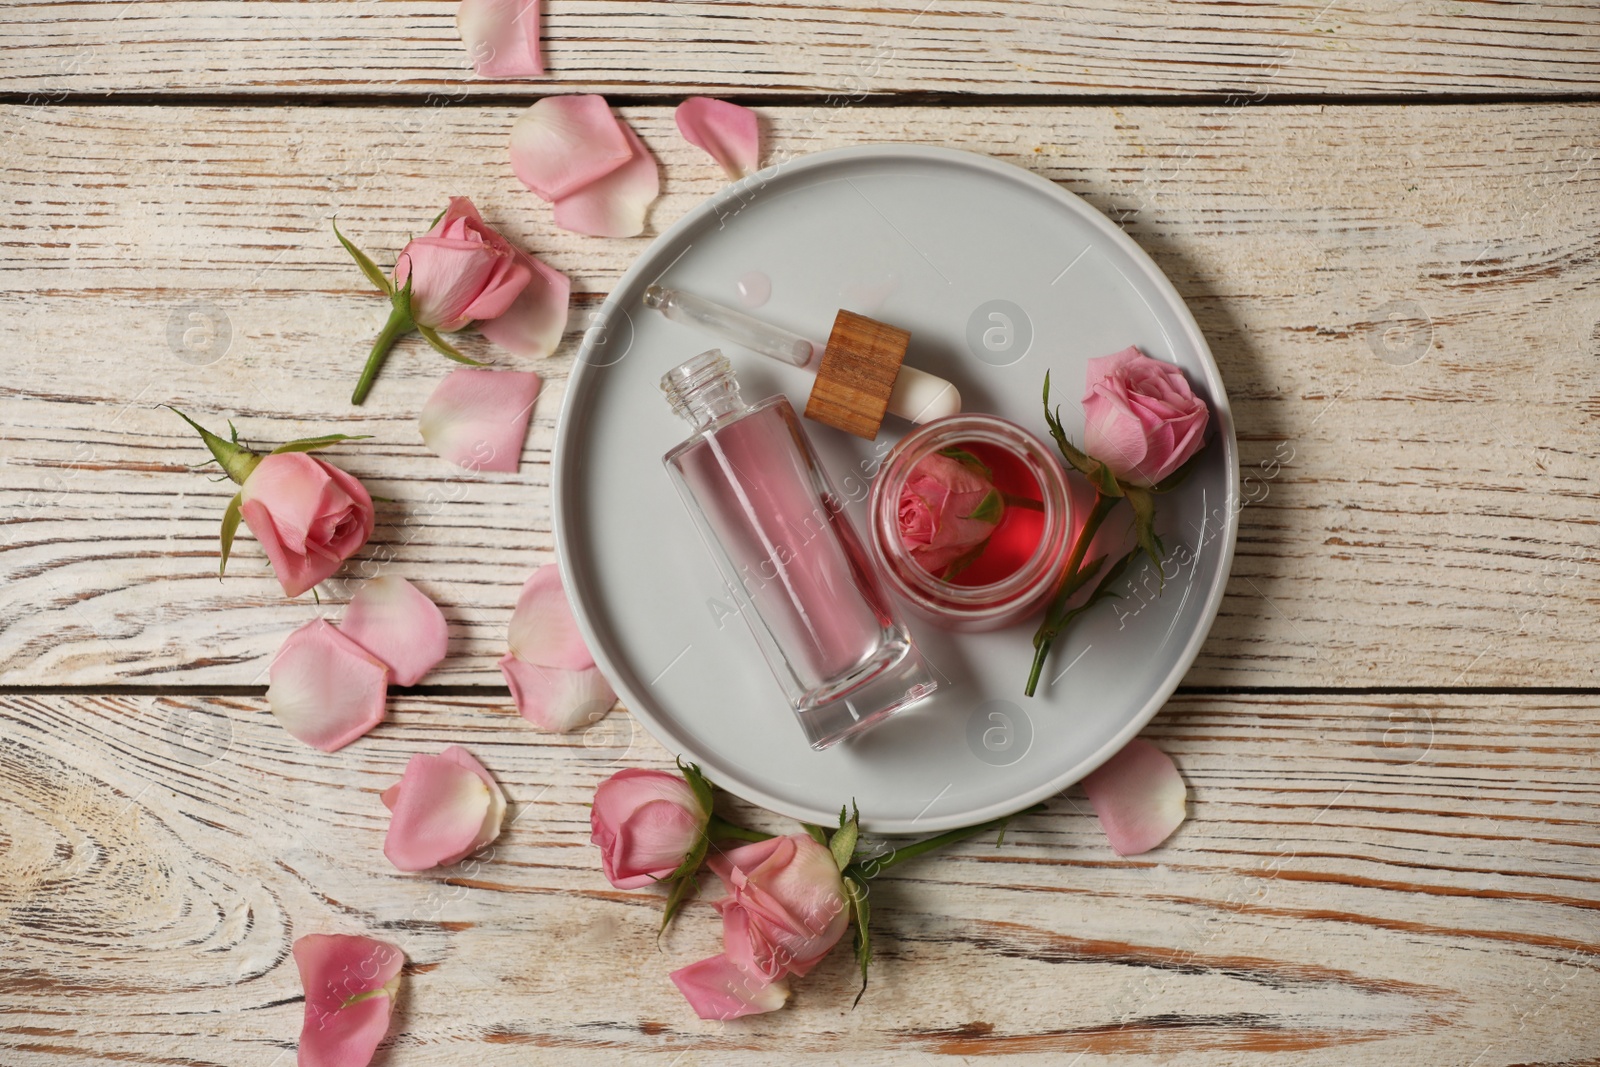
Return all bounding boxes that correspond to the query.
[1052,548,1139,634]
[1124,485,1165,578]
[1150,443,1207,493]
[332,218,394,296]
[843,874,871,1007]
[802,823,828,846]
[966,488,1004,525]
[937,446,992,479]
[169,407,262,485]
[829,809,859,872]
[219,492,242,577]
[269,433,373,455]
[417,323,486,366]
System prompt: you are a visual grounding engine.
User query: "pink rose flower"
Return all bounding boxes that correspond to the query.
[590,768,707,889]
[1081,346,1209,488]
[897,451,1003,576]
[394,198,533,332]
[239,452,375,598]
[671,832,849,1019]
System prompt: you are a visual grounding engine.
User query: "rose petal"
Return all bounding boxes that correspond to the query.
[669,954,789,1021]
[294,934,404,1067]
[419,368,542,474]
[506,564,593,669]
[551,120,659,238]
[675,97,760,180]
[475,250,570,358]
[509,95,632,202]
[1081,738,1187,856]
[383,747,502,871]
[457,0,544,78]
[267,619,389,752]
[441,744,507,855]
[338,576,449,687]
[499,654,615,732]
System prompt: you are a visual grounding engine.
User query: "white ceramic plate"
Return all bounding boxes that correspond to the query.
[554,145,1237,833]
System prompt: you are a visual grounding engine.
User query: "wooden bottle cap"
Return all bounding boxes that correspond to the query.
[803,310,911,440]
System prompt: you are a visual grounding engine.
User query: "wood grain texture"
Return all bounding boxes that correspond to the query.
[3,0,1599,98]
[3,102,1598,688]
[0,692,1594,1065]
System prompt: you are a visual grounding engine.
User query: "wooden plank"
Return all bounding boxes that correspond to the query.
[0,692,1594,1064]
[3,1,1599,98]
[2,103,1599,688]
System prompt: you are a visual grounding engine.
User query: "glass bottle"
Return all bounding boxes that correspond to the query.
[660,349,937,749]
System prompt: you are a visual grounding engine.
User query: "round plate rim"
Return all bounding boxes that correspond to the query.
[553,142,1240,834]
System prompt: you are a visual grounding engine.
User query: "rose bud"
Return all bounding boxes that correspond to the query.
[171,410,374,599]
[589,768,708,890]
[897,451,1004,578]
[1081,346,1209,488]
[336,198,570,404]
[707,833,849,983]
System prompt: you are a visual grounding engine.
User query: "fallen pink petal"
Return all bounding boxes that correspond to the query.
[509,95,633,202]
[419,367,542,474]
[338,576,449,687]
[383,745,506,871]
[551,121,660,238]
[457,0,544,78]
[506,564,594,669]
[293,933,403,1067]
[475,249,570,358]
[670,954,790,1020]
[1081,737,1187,856]
[267,619,389,752]
[499,654,616,732]
[675,97,761,180]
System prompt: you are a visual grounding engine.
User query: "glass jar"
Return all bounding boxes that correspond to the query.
[868,414,1073,631]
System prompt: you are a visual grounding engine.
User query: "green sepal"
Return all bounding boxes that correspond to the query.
[966,488,1004,525]
[169,407,262,485]
[1150,444,1206,493]
[1042,372,1123,499]
[802,823,828,846]
[219,491,243,577]
[417,323,485,366]
[938,446,992,479]
[1123,485,1165,581]
[270,433,373,455]
[658,833,709,935]
[843,874,871,1007]
[938,541,987,582]
[677,758,715,818]
[333,218,394,297]
[829,803,859,872]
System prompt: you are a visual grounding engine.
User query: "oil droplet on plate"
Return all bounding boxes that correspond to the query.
[736,271,772,309]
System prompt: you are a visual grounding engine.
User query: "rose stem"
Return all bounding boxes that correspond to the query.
[861,804,1047,875]
[706,814,773,843]
[1025,491,1119,697]
[350,303,412,406]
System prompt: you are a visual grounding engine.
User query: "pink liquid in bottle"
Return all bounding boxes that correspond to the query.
[661,350,935,748]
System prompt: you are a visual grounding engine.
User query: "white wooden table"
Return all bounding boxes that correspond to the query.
[3,4,1599,1064]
